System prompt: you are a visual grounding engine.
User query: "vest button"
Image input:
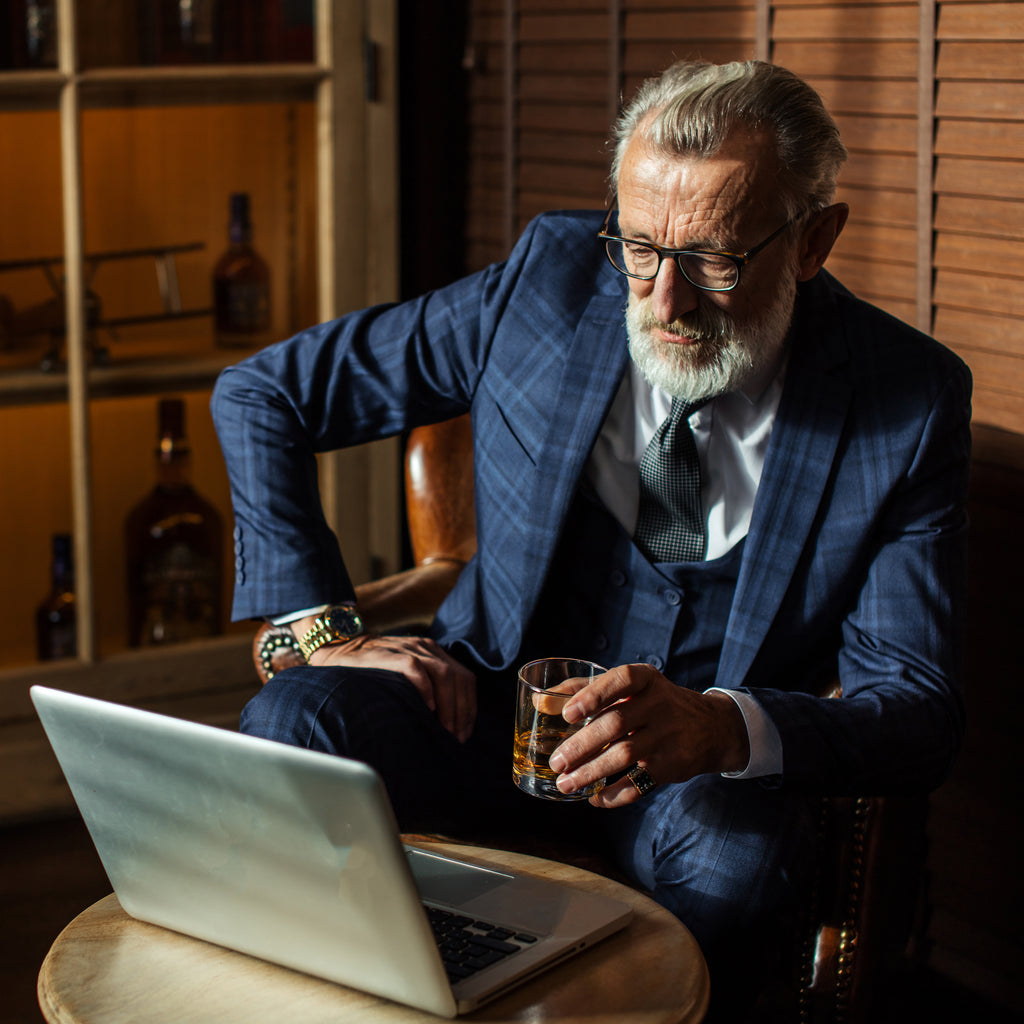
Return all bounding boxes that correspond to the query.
[662,588,682,606]
[609,569,627,587]
[645,655,664,671]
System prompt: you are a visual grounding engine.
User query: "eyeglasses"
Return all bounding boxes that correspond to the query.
[597,206,804,293]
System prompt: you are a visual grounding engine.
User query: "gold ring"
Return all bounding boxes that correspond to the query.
[626,764,657,797]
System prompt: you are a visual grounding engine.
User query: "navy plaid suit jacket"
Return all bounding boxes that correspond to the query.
[212,210,972,797]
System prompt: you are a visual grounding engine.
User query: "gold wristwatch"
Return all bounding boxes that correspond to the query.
[296,604,365,662]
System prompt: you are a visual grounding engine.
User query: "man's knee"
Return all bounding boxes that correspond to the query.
[608,774,815,953]
[239,665,419,756]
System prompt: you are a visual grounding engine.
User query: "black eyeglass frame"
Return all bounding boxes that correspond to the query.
[597,205,806,292]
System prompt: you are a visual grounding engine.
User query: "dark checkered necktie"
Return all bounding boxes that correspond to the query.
[634,398,706,562]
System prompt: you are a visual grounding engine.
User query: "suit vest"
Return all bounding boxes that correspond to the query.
[521,490,744,690]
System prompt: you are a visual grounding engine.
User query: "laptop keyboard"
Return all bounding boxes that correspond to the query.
[425,906,539,982]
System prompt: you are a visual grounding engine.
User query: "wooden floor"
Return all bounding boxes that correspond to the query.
[2,816,112,1024]
[2,814,1019,1024]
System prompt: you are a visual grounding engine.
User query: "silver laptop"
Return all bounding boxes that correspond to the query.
[31,685,632,1018]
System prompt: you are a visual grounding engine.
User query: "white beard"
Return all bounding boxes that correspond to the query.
[625,268,798,403]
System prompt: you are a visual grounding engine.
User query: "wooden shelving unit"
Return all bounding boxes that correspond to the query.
[0,0,400,821]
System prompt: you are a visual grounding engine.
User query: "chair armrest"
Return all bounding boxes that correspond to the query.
[355,558,466,632]
[406,416,476,566]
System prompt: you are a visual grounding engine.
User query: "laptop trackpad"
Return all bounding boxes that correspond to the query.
[407,847,514,907]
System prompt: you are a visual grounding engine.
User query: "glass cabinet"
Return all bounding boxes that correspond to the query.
[0,0,399,819]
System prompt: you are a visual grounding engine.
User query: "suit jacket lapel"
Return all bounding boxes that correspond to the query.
[716,277,853,689]
[512,293,630,634]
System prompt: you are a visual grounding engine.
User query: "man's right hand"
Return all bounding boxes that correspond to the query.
[298,628,477,744]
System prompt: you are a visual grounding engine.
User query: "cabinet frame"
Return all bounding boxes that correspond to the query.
[0,0,399,820]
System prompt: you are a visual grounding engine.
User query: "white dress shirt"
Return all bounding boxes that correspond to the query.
[585,361,785,779]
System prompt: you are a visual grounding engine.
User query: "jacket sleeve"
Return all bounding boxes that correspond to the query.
[209,211,574,622]
[750,357,972,795]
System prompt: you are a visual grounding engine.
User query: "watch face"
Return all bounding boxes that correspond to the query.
[324,605,363,636]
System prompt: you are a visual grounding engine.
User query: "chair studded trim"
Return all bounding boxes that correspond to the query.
[634,397,706,562]
[797,796,872,1024]
[253,622,305,684]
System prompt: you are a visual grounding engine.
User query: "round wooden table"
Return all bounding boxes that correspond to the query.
[38,840,709,1024]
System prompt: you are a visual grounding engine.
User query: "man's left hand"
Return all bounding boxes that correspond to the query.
[547,663,750,807]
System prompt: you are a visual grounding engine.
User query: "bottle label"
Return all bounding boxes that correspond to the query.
[38,616,76,661]
[138,541,220,645]
[215,280,270,336]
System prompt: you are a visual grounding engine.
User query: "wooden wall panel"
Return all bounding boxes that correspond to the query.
[932,3,1024,432]
[623,9,757,36]
[772,40,918,76]
[462,0,508,267]
[622,41,752,80]
[936,194,1024,238]
[811,75,918,116]
[772,3,919,37]
[936,79,1024,118]
[837,184,917,225]
[773,2,920,318]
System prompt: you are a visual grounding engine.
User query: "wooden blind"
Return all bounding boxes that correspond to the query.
[772,0,923,331]
[933,1,1024,433]
[462,0,1023,434]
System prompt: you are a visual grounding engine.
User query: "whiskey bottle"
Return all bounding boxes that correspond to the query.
[125,398,223,646]
[4,0,57,69]
[263,0,314,61]
[36,533,76,661]
[24,0,56,66]
[212,192,271,348]
[138,0,220,64]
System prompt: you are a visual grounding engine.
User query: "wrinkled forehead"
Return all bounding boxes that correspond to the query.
[616,126,782,244]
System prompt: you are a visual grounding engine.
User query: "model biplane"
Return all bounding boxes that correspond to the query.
[0,242,212,372]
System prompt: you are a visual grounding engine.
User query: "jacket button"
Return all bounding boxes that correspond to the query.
[594,635,608,651]
[663,588,682,606]
[609,569,627,587]
[645,655,664,671]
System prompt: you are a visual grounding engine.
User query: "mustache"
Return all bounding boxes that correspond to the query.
[629,303,731,344]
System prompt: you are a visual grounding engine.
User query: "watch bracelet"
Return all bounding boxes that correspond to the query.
[296,608,362,661]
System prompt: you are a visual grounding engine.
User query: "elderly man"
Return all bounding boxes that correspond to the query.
[212,60,970,1015]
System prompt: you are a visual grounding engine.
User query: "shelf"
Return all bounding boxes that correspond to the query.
[0,337,263,407]
[0,633,259,821]
[0,70,65,110]
[79,63,327,107]
[0,63,327,110]
[0,633,257,720]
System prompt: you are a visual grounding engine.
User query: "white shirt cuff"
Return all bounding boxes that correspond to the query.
[704,687,783,779]
[270,605,328,626]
